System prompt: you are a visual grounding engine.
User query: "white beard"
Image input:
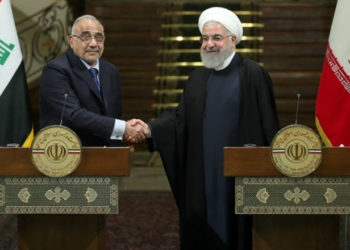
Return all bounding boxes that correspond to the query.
[200,45,233,69]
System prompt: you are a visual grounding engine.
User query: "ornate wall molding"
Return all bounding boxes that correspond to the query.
[15,0,72,85]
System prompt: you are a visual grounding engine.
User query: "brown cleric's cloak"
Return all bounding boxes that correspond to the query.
[148,53,279,250]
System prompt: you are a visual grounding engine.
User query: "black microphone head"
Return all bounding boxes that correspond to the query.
[295,89,302,124]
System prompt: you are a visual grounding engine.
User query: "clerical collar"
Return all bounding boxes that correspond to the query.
[215,51,236,71]
[80,58,100,71]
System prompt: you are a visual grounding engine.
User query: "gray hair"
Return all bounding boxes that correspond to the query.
[71,15,103,35]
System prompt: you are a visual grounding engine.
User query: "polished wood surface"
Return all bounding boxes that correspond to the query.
[253,215,340,250]
[224,147,350,177]
[0,147,132,176]
[18,215,105,250]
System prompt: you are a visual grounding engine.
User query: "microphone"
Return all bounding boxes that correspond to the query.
[295,90,302,124]
[59,93,68,126]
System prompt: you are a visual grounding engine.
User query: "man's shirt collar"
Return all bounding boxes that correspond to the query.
[81,59,100,71]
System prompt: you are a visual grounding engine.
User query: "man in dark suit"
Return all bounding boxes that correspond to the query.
[40,15,144,146]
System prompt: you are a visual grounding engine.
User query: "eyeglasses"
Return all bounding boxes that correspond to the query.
[200,34,232,44]
[73,34,105,43]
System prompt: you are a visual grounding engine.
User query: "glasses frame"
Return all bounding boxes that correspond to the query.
[200,34,233,44]
[72,34,105,43]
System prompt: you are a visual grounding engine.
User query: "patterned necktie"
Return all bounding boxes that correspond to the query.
[89,68,101,92]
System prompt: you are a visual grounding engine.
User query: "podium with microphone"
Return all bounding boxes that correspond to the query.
[224,92,348,249]
[0,93,132,250]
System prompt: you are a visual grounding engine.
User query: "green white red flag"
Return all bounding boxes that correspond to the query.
[315,0,350,146]
[0,0,33,146]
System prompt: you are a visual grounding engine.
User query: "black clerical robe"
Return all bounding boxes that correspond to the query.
[148,53,279,250]
[203,56,241,249]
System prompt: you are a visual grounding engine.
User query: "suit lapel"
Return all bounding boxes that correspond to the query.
[67,49,103,103]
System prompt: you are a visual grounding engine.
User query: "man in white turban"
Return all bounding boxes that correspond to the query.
[198,7,243,44]
[198,7,243,70]
[131,6,279,250]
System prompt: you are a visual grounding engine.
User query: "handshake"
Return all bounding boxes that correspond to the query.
[123,119,151,143]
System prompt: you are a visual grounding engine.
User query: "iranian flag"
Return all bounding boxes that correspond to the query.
[315,0,350,146]
[0,0,33,147]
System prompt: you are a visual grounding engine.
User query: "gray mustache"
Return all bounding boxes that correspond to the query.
[205,49,219,52]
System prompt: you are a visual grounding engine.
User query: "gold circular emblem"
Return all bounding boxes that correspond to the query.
[271,124,322,177]
[31,125,82,177]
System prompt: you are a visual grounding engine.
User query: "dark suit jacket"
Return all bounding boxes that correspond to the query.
[40,48,122,146]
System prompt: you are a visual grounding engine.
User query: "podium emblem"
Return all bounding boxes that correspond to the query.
[271,124,322,177]
[31,126,82,177]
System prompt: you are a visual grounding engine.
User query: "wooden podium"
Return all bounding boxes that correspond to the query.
[0,147,131,250]
[224,147,350,250]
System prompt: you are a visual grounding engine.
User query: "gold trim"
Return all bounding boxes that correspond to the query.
[162,11,263,16]
[157,62,203,67]
[152,103,179,109]
[315,117,332,146]
[160,36,199,42]
[158,48,263,54]
[157,61,264,68]
[161,23,264,28]
[155,76,188,81]
[153,89,183,95]
[160,36,264,42]
[159,49,198,54]
[243,23,264,28]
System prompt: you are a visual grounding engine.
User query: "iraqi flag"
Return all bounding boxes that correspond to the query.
[0,0,33,147]
[315,0,350,146]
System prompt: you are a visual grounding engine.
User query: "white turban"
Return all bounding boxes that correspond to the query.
[198,7,243,45]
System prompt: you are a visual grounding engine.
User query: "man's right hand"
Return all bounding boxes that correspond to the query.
[123,119,150,143]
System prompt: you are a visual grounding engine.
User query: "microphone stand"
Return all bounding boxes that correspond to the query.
[59,93,68,127]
